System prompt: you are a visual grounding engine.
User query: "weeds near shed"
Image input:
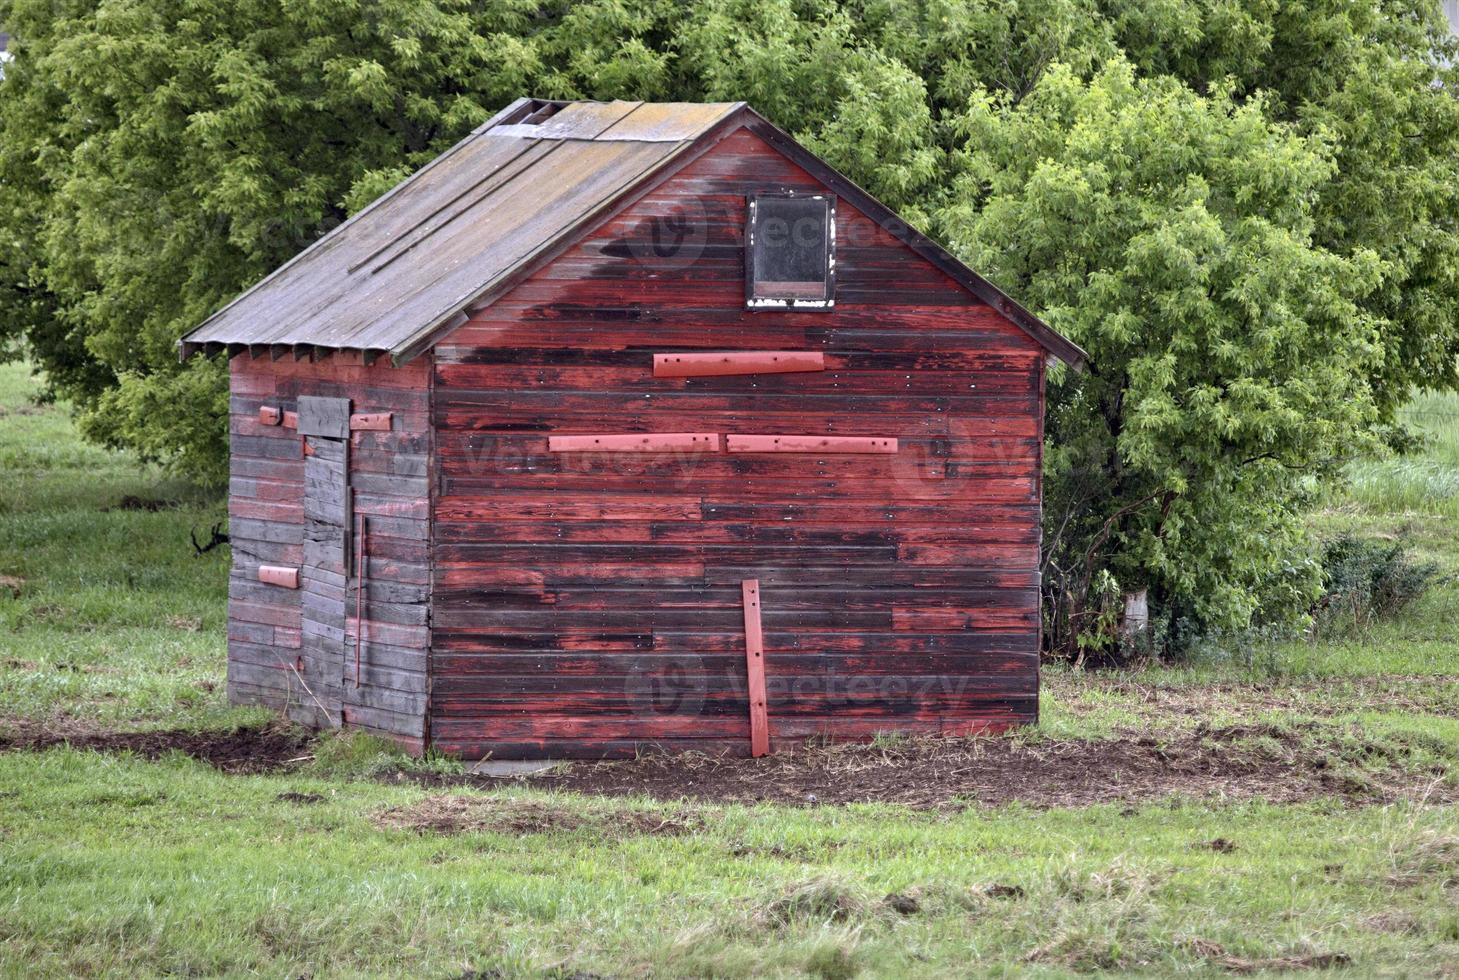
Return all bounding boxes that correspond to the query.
[305,730,466,780]
[1382,832,1459,890]
[756,876,869,928]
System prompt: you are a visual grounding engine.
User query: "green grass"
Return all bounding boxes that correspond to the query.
[1,359,1458,977]
[2,750,1456,978]
[0,361,249,730]
[1343,390,1459,518]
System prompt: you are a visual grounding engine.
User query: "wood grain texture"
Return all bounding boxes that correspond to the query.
[227,352,431,744]
[428,124,1044,758]
[741,579,770,757]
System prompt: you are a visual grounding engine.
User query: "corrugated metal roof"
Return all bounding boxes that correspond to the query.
[181,97,1086,368]
[180,99,743,363]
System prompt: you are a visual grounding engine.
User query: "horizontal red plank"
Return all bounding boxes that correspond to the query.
[434,628,1036,655]
[547,433,719,453]
[435,496,704,523]
[431,520,1035,546]
[432,364,1035,397]
[349,412,392,431]
[257,565,300,589]
[653,351,825,377]
[727,434,897,454]
[427,707,1033,742]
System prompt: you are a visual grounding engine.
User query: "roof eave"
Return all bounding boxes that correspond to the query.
[177,96,544,362]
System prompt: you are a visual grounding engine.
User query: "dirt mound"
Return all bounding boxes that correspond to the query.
[0,721,312,774]
[376,794,702,837]
[517,725,1455,809]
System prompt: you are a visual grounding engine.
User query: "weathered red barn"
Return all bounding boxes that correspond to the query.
[181,99,1085,759]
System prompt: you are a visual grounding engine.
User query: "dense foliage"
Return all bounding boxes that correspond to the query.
[1,0,1455,649]
[1313,534,1442,636]
[949,62,1387,646]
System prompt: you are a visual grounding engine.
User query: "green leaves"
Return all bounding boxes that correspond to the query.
[943,58,1386,643]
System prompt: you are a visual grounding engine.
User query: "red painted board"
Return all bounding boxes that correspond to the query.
[653,351,825,378]
[258,405,282,426]
[350,412,392,431]
[258,565,300,589]
[547,433,719,453]
[282,411,299,429]
[741,578,770,757]
[726,434,898,454]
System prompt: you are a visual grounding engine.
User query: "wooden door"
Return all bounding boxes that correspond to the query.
[295,396,352,728]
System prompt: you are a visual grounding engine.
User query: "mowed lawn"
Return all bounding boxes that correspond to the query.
[1,359,1458,978]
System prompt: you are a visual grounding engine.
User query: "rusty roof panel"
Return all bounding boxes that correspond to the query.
[311,139,679,354]
[181,99,742,359]
[594,101,741,142]
[494,99,642,139]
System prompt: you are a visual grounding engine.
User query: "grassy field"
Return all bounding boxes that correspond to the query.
[1,358,1457,977]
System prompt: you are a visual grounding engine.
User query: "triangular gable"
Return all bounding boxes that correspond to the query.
[181,100,1085,370]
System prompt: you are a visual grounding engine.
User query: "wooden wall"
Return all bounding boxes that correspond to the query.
[227,352,432,750]
[429,126,1045,759]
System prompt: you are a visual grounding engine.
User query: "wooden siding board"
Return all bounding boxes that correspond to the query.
[227,353,432,743]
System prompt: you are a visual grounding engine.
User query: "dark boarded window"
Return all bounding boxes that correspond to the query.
[747,194,835,308]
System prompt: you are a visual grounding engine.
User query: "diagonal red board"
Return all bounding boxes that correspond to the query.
[741,579,770,757]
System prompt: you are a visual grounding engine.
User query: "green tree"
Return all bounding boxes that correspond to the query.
[943,61,1384,646]
[1101,0,1459,416]
[0,0,690,484]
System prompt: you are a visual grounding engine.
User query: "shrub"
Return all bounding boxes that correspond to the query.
[1312,535,1439,634]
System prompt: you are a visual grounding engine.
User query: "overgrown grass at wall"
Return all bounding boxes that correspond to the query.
[0,361,243,728]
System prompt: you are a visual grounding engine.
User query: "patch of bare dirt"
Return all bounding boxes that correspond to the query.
[375,794,702,837]
[1186,939,1351,974]
[513,725,1458,809]
[0,575,24,598]
[0,720,313,774]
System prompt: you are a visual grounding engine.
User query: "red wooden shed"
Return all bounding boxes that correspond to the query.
[181,99,1085,759]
